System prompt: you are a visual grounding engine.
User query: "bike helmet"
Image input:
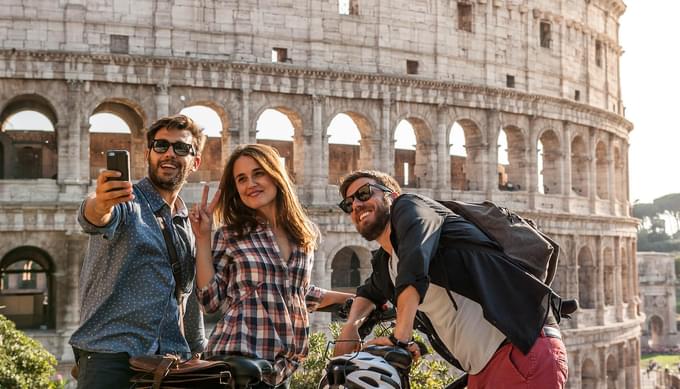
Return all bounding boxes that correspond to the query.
[319,351,402,389]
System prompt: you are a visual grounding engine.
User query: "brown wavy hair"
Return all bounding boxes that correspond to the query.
[215,144,318,252]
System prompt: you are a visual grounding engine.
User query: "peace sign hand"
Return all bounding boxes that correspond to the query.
[190,184,221,243]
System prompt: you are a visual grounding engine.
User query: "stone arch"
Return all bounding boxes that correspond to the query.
[325,111,376,185]
[253,105,304,182]
[448,118,484,191]
[329,246,371,293]
[89,99,148,180]
[0,246,56,330]
[0,94,59,127]
[606,354,618,389]
[571,135,588,197]
[0,94,60,180]
[582,358,598,389]
[603,247,615,306]
[180,101,230,182]
[393,115,434,188]
[595,140,609,199]
[578,245,596,309]
[498,125,527,191]
[182,99,230,138]
[537,129,561,194]
[648,315,664,349]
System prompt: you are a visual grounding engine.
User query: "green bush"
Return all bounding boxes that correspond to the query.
[291,322,459,389]
[0,314,62,389]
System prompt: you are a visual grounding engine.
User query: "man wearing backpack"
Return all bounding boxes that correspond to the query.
[334,170,568,389]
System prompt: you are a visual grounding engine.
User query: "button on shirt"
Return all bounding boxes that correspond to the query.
[197,224,325,385]
[69,177,205,357]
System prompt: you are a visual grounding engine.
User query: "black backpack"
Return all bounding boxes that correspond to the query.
[438,200,559,286]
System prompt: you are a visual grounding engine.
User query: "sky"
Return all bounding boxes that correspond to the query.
[2,1,675,204]
[619,0,680,203]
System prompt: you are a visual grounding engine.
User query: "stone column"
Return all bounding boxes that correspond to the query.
[596,236,605,325]
[414,140,437,189]
[155,83,170,119]
[381,96,394,175]
[588,127,597,213]
[485,110,501,198]
[626,239,637,319]
[569,349,582,389]
[527,116,539,209]
[607,136,616,213]
[436,106,451,194]
[58,79,85,184]
[561,121,572,212]
[240,87,252,145]
[614,236,624,322]
[308,94,327,202]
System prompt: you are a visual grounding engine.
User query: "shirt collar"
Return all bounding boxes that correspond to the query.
[137,177,187,217]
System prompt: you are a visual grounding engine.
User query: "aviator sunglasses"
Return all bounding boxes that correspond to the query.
[150,139,196,156]
[338,183,393,214]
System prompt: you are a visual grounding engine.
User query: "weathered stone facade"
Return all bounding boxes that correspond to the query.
[638,252,678,351]
[0,0,642,387]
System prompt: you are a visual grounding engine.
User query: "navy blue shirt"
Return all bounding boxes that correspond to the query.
[70,177,205,357]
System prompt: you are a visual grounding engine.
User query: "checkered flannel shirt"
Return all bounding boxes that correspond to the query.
[196,224,326,385]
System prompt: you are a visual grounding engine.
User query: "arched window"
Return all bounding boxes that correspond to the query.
[571,136,588,197]
[606,355,618,389]
[394,120,416,187]
[2,111,57,179]
[89,112,132,180]
[578,246,596,309]
[581,359,597,389]
[449,122,467,190]
[498,126,526,192]
[603,248,614,306]
[538,130,561,195]
[180,105,225,182]
[327,113,361,185]
[0,247,54,330]
[596,141,609,199]
[256,108,296,178]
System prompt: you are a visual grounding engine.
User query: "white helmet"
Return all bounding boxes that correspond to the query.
[319,351,402,389]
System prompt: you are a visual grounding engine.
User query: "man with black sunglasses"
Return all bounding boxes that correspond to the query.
[69,114,207,389]
[334,170,568,389]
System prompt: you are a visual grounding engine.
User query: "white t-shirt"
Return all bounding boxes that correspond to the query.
[389,252,506,374]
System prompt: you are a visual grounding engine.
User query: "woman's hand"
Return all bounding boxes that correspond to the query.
[190,184,221,242]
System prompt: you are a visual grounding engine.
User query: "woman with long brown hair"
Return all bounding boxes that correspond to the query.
[190,143,352,388]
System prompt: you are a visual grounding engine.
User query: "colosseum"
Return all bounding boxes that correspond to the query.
[0,0,641,387]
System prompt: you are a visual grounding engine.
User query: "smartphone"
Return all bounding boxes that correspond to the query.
[106,150,130,182]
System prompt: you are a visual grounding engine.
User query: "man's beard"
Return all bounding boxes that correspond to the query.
[356,197,391,241]
[148,157,191,192]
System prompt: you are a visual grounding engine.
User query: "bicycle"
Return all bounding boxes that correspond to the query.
[317,299,466,389]
[318,298,579,389]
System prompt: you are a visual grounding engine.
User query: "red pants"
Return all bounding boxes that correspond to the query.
[468,331,568,389]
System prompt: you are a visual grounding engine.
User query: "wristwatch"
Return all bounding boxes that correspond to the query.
[388,333,413,349]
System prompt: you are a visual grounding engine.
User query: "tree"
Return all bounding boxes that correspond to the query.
[0,314,63,388]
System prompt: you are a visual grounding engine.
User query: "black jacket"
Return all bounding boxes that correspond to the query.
[356,194,561,355]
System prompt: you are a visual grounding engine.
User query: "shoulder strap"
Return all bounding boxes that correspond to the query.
[154,213,183,301]
[136,186,188,335]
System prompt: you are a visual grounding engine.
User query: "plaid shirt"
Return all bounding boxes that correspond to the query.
[196,224,325,385]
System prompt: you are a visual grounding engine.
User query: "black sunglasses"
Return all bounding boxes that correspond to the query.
[338,183,392,214]
[150,139,196,156]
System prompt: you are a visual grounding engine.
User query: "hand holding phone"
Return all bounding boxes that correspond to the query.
[106,150,130,182]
